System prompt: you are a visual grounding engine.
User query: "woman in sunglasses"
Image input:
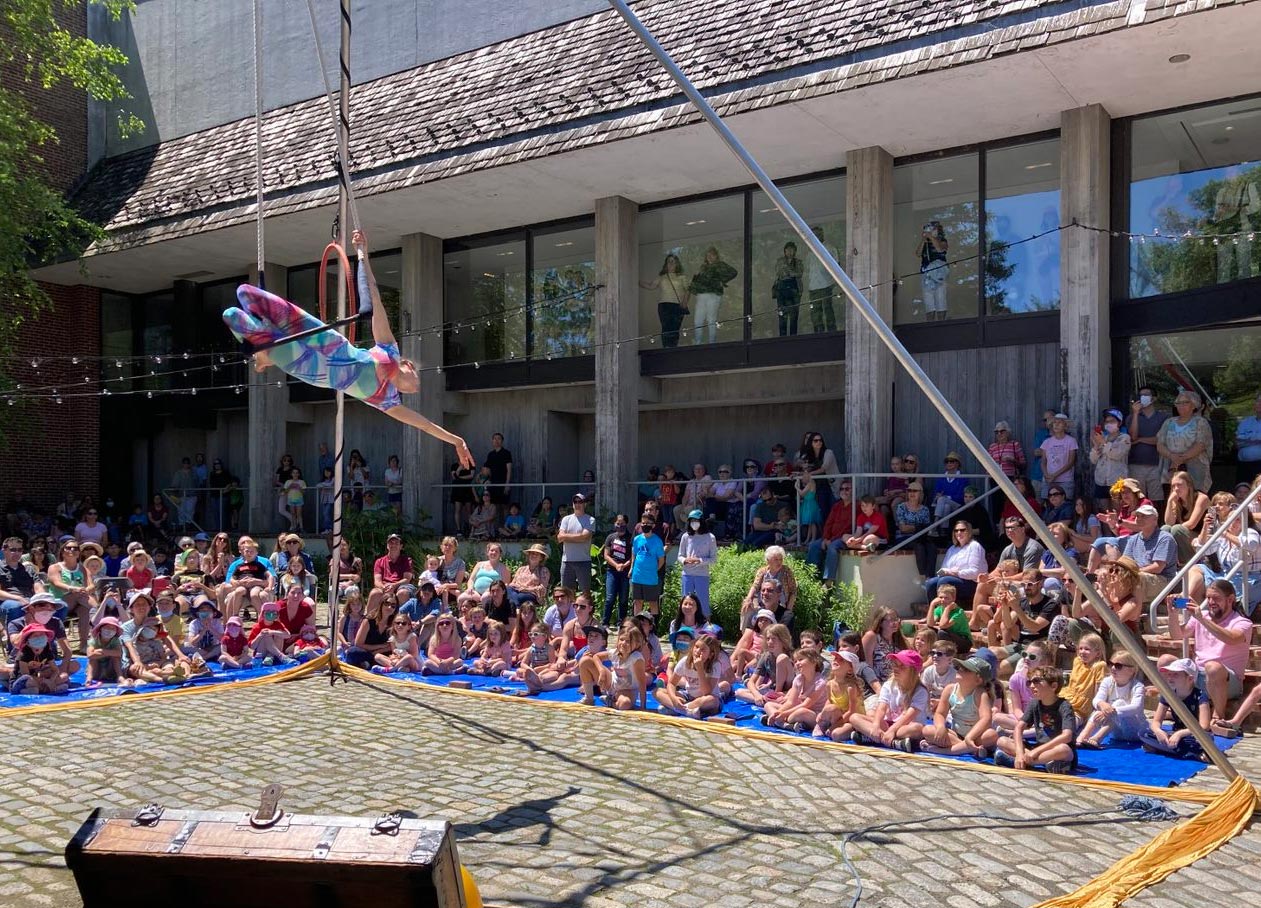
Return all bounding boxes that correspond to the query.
[48,539,95,652]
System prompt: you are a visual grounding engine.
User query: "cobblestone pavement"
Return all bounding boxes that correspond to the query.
[6,675,1261,908]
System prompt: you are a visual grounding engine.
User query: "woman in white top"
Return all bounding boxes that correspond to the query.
[640,254,690,349]
[924,520,986,604]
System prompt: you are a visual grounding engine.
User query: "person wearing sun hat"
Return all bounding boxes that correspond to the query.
[921,655,999,758]
[988,421,1026,480]
[1138,657,1211,759]
[85,615,126,686]
[931,453,967,522]
[848,649,928,752]
[508,543,551,611]
[1039,412,1079,500]
[8,622,69,694]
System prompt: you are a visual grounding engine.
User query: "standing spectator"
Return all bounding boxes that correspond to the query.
[1128,387,1169,504]
[641,253,690,348]
[74,507,109,546]
[1157,390,1214,494]
[674,463,713,532]
[171,458,197,529]
[1089,410,1132,510]
[384,454,404,516]
[799,432,842,524]
[630,515,666,617]
[206,459,235,531]
[450,461,476,536]
[1163,580,1252,722]
[193,453,209,487]
[1029,409,1055,498]
[317,442,335,479]
[688,246,737,345]
[347,450,369,510]
[677,510,718,616]
[772,241,805,336]
[988,421,1026,479]
[1039,414,1079,500]
[601,517,631,625]
[283,468,307,533]
[484,433,514,506]
[1235,392,1261,485]
[557,493,595,594]
[806,224,838,333]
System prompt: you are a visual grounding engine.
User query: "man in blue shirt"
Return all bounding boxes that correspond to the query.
[932,452,968,522]
[1235,393,1261,485]
[630,517,666,618]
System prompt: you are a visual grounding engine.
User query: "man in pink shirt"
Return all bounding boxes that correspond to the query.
[1163,579,1252,721]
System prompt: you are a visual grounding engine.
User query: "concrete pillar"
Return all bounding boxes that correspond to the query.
[844,146,895,488]
[247,263,288,533]
[1060,104,1111,454]
[594,196,639,519]
[400,232,447,533]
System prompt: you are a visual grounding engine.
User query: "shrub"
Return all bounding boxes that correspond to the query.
[659,547,829,642]
[826,579,875,642]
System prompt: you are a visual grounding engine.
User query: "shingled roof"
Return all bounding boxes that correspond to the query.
[69,0,1226,251]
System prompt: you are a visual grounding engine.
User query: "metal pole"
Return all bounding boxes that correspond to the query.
[605,0,1238,780]
[881,484,1001,557]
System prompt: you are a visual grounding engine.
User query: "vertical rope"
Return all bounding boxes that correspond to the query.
[251,0,266,289]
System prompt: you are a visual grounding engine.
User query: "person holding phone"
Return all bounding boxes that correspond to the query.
[916,220,949,321]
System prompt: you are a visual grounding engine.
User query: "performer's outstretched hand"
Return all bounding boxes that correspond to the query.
[352,228,367,257]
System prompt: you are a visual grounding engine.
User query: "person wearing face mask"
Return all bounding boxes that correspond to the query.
[1128,387,1169,504]
[247,602,297,666]
[185,598,225,665]
[218,616,254,670]
[153,590,185,651]
[9,623,69,694]
[677,510,718,618]
[122,590,189,684]
[7,592,79,678]
[1089,409,1132,512]
[599,518,632,625]
[85,616,127,686]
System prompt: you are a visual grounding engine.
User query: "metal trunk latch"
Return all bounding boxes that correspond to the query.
[132,803,165,827]
[372,812,402,836]
[249,783,285,829]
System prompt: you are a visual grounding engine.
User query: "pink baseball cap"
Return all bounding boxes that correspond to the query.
[886,649,923,671]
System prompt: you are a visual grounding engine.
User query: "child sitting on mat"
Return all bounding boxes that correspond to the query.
[462,605,488,658]
[423,615,465,675]
[520,629,582,694]
[654,634,723,719]
[291,625,328,660]
[761,647,829,731]
[921,638,957,713]
[996,665,1077,773]
[993,639,1050,732]
[1138,658,1211,760]
[731,609,774,676]
[1077,648,1146,748]
[85,616,127,687]
[10,624,70,695]
[219,616,254,670]
[815,649,865,741]
[921,655,998,758]
[1063,632,1107,720]
[375,612,419,674]
[185,599,224,664]
[848,649,927,751]
[734,622,794,707]
[469,620,514,676]
[247,603,296,667]
[580,622,647,710]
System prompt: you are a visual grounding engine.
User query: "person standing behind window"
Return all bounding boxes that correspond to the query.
[641,254,690,349]
[916,221,949,322]
[772,241,804,336]
[687,247,737,346]
[1233,392,1261,486]
[806,225,838,333]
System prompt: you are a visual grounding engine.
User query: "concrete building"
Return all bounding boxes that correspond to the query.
[22,0,1261,531]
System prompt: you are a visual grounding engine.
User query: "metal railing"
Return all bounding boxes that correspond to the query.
[162,483,398,537]
[880,483,1002,557]
[431,480,595,537]
[1147,483,1261,633]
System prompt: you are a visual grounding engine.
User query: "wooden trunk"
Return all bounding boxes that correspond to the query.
[65,806,467,908]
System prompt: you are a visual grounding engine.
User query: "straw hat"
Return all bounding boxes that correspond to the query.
[523,543,550,559]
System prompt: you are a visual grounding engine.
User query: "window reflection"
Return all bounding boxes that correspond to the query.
[531,223,595,358]
[1129,98,1261,297]
[893,154,980,324]
[444,236,527,366]
[750,177,845,338]
[637,196,745,348]
[984,139,1060,314]
[100,293,133,382]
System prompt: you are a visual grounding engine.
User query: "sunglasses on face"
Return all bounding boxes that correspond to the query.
[394,620,410,626]
[1108,662,1132,670]
[1024,653,1041,662]
[931,651,952,658]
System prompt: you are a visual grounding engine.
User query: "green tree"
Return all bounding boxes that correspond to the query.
[1,0,139,395]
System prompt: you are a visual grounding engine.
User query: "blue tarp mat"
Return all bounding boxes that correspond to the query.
[0,657,316,710]
[375,661,1236,789]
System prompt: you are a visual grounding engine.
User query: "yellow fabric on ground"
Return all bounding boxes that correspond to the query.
[1032,774,1258,908]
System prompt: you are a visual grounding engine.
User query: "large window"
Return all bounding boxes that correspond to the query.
[444,234,527,366]
[1129,98,1261,298]
[531,223,595,358]
[100,292,133,382]
[750,176,846,339]
[893,153,980,324]
[637,195,745,349]
[985,140,1061,314]
[893,139,1062,325]
[1126,325,1261,467]
[140,292,175,390]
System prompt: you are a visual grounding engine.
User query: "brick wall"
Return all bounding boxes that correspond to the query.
[0,284,103,513]
[0,6,97,513]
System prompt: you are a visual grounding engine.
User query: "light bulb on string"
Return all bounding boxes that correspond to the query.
[71,357,79,365]
[147,391,153,399]
[55,397,63,405]
[183,352,190,360]
[190,387,197,396]
[116,360,123,368]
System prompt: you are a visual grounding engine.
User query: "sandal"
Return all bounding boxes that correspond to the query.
[1211,719,1241,738]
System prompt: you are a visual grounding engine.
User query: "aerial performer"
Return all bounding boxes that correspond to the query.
[224,230,474,469]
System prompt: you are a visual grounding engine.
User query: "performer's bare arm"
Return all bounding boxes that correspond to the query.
[389,406,474,469]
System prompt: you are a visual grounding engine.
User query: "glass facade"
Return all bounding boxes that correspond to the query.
[750,176,846,339]
[531,223,595,358]
[984,139,1061,314]
[893,153,980,324]
[100,293,133,382]
[1126,325,1261,467]
[637,195,745,348]
[1129,98,1261,297]
[443,234,528,366]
